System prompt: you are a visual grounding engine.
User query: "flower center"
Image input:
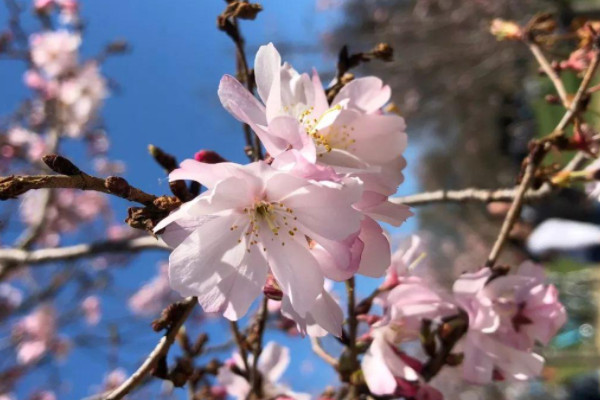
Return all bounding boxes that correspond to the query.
[233,201,300,252]
[296,105,356,155]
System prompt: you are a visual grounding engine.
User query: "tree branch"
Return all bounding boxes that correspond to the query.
[391,185,551,206]
[311,337,339,368]
[103,297,197,400]
[486,50,600,267]
[527,42,569,107]
[0,236,168,276]
[0,173,157,206]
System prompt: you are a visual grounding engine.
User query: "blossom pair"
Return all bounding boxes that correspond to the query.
[157,43,410,336]
[26,30,107,137]
[361,243,566,397]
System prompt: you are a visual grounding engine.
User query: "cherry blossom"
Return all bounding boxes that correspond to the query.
[12,304,70,365]
[29,30,80,78]
[128,263,177,316]
[279,280,343,337]
[219,43,409,200]
[362,276,455,396]
[57,62,108,137]
[0,284,22,319]
[81,295,101,326]
[102,368,127,391]
[453,263,566,384]
[157,159,362,320]
[20,189,108,246]
[217,342,310,400]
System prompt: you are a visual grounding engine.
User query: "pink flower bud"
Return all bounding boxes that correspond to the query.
[194,150,226,164]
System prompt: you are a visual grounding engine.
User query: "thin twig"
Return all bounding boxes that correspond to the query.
[0,236,168,279]
[486,50,600,266]
[310,337,339,368]
[103,297,197,400]
[15,130,61,249]
[250,296,269,396]
[0,173,157,206]
[391,185,551,206]
[229,321,250,374]
[527,42,569,107]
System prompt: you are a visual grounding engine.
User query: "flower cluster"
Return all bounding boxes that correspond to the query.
[360,238,566,397]
[157,43,410,335]
[20,189,109,246]
[217,342,309,400]
[12,304,70,365]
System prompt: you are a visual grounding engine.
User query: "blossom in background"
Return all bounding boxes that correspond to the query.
[279,280,343,337]
[361,249,566,394]
[362,275,455,396]
[20,189,108,246]
[29,392,56,400]
[29,30,80,78]
[380,234,428,290]
[58,62,108,137]
[12,304,70,365]
[128,263,177,316]
[217,342,310,400]
[453,262,566,384]
[0,284,22,320]
[6,126,47,163]
[157,159,362,321]
[102,368,127,391]
[81,295,101,326]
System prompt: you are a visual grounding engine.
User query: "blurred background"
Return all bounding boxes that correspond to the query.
[2,0,600,399]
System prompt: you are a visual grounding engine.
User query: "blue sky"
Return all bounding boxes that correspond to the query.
[0,1,421,398]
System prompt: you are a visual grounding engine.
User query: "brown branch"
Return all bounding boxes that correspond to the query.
[103,297,197,400]
[391,185,551,207]
[310,337,339,368]
[218,4,263,161]
[250,296,269,396]
[230,321,250,374]
[486,50,600,267]
[527,42,569,107]
[0,173,157,206]
[0,236,167,268]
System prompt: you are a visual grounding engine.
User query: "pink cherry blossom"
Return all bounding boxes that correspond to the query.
[6,126,47,163]
[219,43,410,200]
[362,276,455,396]
[102,368,127,391]
[273,149,407,280]
[453,263,566,384]
[29,30,80,77]
[20,189,108,246]
[13,304,69,365]
[279,280,343,337]
[361,327,423,397]
[57,62,107,137]
[217,342,310,400]
[128,263,177,316]
[380,235,428,290]
[156,159,362,320]
[0,284,22,319]
[34,0,54,11]
[81,295,101,326]
[30,392,56,400]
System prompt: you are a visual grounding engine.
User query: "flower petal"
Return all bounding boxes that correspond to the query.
[261,225,323,317]
[332,76,391,113]
[357,217,391,277]
[218,74,267,127]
